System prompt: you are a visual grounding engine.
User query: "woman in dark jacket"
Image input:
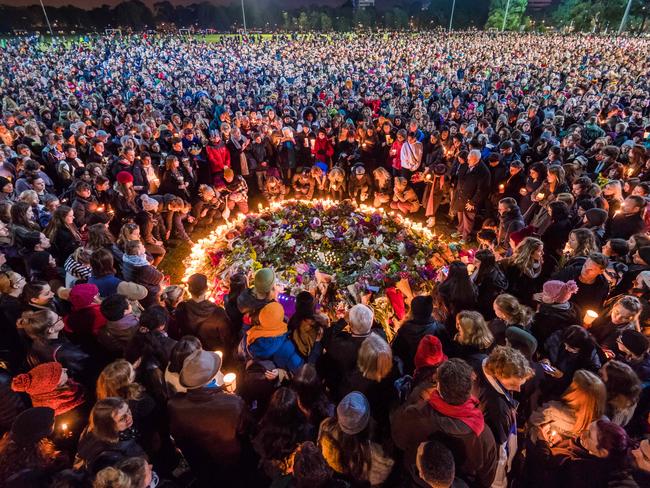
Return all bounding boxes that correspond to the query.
[531,279,582,349]
[44,206,82,266]
[473,249,508,320]
[159,155,191,200]
[392,295,449,375]
[520,162,548,213]
[75,398,145,472]
[437,261,479,331]
[423,131,444,167]
[543,325,602,395]
[541,201,574,262]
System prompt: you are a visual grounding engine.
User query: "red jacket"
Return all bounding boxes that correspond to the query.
[312,137,334,163]
[206,143,231,174]
[389,140,404,170]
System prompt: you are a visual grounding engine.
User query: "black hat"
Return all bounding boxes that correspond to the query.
[0,176,12,190]
[11,407,55,446]
[505,326,538,359]
[620,329,649,356]
[411,295,433,321]
[433,163,447,176]
[638,246,650,266]
[585,208,608,228]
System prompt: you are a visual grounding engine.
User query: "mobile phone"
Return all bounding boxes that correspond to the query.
[541,363,557,374]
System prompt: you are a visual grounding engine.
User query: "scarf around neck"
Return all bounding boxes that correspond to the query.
[428,390,485,436]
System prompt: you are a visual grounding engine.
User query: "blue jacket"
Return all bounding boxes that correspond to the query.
[89,274,122,298]
[247,332,303,373]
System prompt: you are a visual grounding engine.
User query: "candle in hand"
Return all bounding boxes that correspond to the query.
[223,372,237,393]
[583,310,598,326]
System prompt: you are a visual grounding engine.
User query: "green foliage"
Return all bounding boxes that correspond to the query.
[486,0,529,30]
[551,0,630,32]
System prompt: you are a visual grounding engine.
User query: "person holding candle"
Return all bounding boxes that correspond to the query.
[606,195,646,240]
[496,198,525,251]
[553,252,610,315]
[590,295,642,356]
[167,349,246,484]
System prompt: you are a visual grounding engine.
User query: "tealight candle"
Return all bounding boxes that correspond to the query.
[223,372,237,393]
[499,184,505,192]
[583,310,598,326]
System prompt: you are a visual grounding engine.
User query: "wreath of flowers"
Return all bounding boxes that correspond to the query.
[183,199,461,334]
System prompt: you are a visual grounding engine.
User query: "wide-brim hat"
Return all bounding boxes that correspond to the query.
[180,350,222,389]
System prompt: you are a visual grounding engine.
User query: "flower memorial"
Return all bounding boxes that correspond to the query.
[183,199,460,336]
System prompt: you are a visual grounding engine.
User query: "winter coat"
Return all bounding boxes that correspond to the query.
[97,314,139,357]
[607,212,645,240]
[50,227,81,266]
[168,388,246,482]
[174,299,233,352]
[392,318,450,375]
[88,274,122,298]
[28,337,91,384]
[205,143,231,174]
[474,268,509,320]
[391,382,498,488]
[121,260,163,308]
[75,429,144,471]
[247,332,304,373]
[531,303,582,349]
[541,218,574,261]
[497,208,525,248]
[451,162,491,213]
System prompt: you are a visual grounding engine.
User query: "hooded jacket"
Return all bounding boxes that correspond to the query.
[97,314,139,356]
[174,299,233,352]
[392,318,450,375]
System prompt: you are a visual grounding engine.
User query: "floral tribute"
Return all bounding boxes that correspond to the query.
[183,199,458,330]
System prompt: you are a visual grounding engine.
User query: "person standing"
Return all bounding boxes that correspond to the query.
[451,149,490,242]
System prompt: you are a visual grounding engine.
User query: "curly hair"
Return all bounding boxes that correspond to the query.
[484,345,534,380]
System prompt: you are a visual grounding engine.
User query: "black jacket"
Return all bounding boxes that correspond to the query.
[451,162,491,212]
[607,212,645,240]
[392,318,450,375]
[531,303,582,349]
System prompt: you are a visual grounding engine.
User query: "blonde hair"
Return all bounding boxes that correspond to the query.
[494,294,532,326]
[563,370,607,434]
[456,310,493,349]
[93,466,131,488]
[511,237,543,273]
[96,360,144,401]
[18,190,39,206]
[357,334,393,382]
[484,346,534,380]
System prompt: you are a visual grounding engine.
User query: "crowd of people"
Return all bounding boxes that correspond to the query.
[0,30,649,487]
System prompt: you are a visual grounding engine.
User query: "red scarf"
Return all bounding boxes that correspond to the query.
[428,390,484,436]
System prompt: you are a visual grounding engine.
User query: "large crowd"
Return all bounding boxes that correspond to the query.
[0,30,649,488]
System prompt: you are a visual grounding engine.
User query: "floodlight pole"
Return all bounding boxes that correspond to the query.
[502,0,512,32]
[448,0,456,31]
[39,0,54,37]
[618,0,633,35]
[241,0,248,35]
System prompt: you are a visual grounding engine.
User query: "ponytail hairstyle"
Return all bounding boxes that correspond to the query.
[18,309,60,340]
[494,294,533,327]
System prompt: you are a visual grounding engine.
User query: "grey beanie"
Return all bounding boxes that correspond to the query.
[337,391,370,435]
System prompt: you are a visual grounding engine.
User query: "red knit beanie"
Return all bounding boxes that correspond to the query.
[116,171,134,184]
[414,335,448,372]
[11,362,63,396]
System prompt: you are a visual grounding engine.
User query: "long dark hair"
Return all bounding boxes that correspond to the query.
[288,291,316,332]
[10,201,39,230]
[474,248,498,285]
[45,205,80,242]
[319,416,372,481]
[439,261,478,307]
[291,364,332,426]
[254,387,309,464]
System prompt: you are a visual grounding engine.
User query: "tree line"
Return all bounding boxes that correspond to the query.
[0,0,647,35]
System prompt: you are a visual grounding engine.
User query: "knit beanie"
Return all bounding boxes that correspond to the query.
[10,407,55,447]
[539,280,579,304]
[637,246,650,266]
[337,391,370,435]
[509,225,536,248]
[0,176,12,191]
[11,362,63,396]
[505,327,538,359]
[414,335,448,372]
[69,283,99,309]
[253,268,275,295]
[116,171,134,184]
[411,295,434,321]
[620,329,649,357]
[140,194,159,212]
[585,208,608,228]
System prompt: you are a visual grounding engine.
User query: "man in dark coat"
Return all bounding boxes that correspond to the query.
[175,273,233,355]
[607,195,646,240]
[391,358,498,488]
[451,149,491,241]
[168,349,247,486]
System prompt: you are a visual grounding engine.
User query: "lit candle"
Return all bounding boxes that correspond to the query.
[61,423,68,432]
[499,183,505,192]
[583,310,598,326]
[627,167,634,177]
[536,192,545,200]
[223,372,237,392]
[257,203,263,212]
